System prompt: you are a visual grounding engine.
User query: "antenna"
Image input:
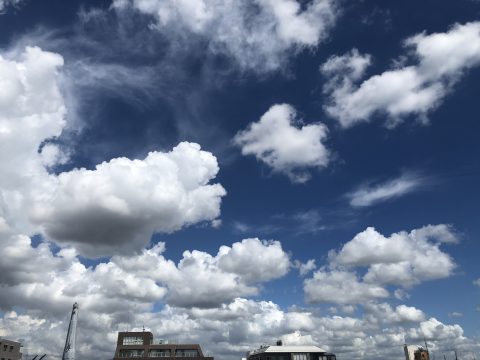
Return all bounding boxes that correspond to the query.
[424,338,430,356]
[454,350,458,360]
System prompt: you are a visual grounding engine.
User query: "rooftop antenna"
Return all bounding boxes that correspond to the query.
[424,338,430,356]
[39,355,46,360]
[455,350,458,360]
[62,302,78,360]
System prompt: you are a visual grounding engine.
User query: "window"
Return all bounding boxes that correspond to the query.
[123,337,144,345]
[3,345,7,351]
[119,350,144,358]
[175,349,199,357]
[149,350,171,357]
[9,346,13,352]
[292,354,308,360]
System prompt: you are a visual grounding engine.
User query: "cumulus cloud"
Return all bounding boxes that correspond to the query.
[364,302,425,324]
[473,278,480,287]
[0,46,226,258]
[0,46,66,233]
[333,225,457,287]
[321,22,480,127]
[304,269,389,305]
[304,225,458,305]
[113,0,339,72]
[0,222,475,360]
[234,104,330,183]
[347,172,425,207]
[34,142,226,257]
[104,237,290,308]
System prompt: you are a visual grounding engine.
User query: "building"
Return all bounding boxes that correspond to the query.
[404,345,429,360]
[113,331,214,360]
[246,343,336,360]
[414,349,429,360]
[0,338,22,360]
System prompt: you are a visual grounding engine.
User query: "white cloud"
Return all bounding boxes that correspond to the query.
[474,278,480,287]
[321,22,480,127]
[234,104,330,183]
[448,312,463,318]
[111,237,290,308]
[0,226,475,360]
[304,269,389,305]
[0,46,226,258]
[113,0,339,72]
[294,259,317,276]
[0,0,22,12]
[33,142,226,257]
[347,173,425,207]
[217,238,290,284]
[364,302,425,324]
[0,46,65,234]
[407,317,464,341]
[332,225,457,287]
[303,225,458,306]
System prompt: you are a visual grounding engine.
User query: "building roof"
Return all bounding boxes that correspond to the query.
[250,346,327,355]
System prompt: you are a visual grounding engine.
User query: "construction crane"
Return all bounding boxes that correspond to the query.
[62,303,78,360]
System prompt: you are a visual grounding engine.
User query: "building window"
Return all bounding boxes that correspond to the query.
[123,337,144,345]
[149,350,171,357]
[175,349,199,357]
[292,354,308,360]
[119,350,144,358]
[9,346,13,352]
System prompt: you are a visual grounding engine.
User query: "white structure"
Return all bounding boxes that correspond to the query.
[247,345,336,360]
[62,303,78,360]
[404,345,422,360]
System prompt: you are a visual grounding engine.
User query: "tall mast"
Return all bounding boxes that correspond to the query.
[62,303,78,360]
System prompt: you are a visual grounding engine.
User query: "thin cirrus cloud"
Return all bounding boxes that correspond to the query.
[113,0,339,72]
[321,21,480,128]
[234,104,330,183]
[347,172,426,207]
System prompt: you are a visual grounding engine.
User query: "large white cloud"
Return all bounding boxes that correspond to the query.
[321,22,480,127]
[33,142,226,257]
[0,46,65,233]
[304,225,458,305]
[333,225,457,286]
[234,104,330,183]
[113,0,339,72]
[1,220,477,360]
[0,46,226,258]
[304,269,389,305]
[127,238,290,308]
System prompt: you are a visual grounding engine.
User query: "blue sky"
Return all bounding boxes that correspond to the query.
[0,0,479,359]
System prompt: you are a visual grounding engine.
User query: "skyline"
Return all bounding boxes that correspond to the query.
[0,0,480,359]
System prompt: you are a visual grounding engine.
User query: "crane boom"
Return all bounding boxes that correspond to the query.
[62,303,78,360]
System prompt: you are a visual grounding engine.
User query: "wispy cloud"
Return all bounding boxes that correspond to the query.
[347,172,426,208]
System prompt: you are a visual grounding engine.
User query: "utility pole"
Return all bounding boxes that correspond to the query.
[62,303,79,360]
